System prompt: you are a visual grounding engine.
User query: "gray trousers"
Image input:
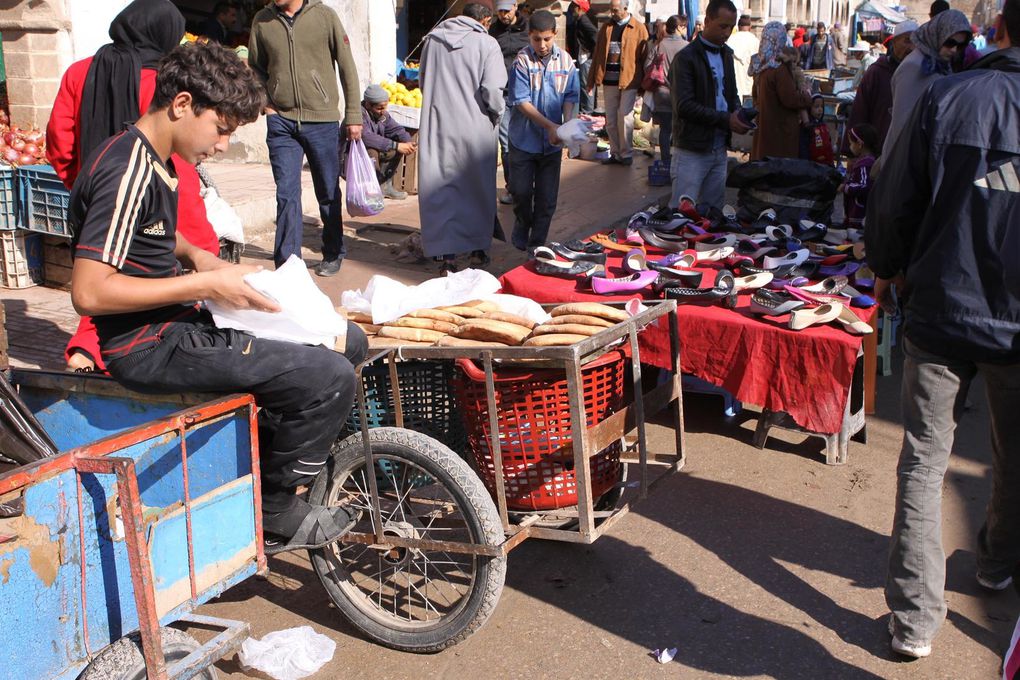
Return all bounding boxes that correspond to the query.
[887,338,1020,644]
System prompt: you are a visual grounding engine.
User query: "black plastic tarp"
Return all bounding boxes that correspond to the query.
[727,157,844,224]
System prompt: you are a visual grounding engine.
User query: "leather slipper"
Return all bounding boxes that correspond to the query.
[836,305,874,335]
[661,270,736,307]
[591,269,659,294]
[550,242,607,264]
[590,232,642,254]
[734,271,774,292]
[639,228,689,252]
[789,303,843,331]
[749,289,806,316]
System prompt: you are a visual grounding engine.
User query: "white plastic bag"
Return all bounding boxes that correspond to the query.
[201,185,245,244]
[205,255,346,348]
[556,118,594,159]
[238,626,336,680]
[345,138,385,217]
[341,268,501,324]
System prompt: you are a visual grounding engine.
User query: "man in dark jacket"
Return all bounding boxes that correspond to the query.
[802,21,834,70]
[842,20,916,153]
[865,0,1020,659]
[491,0,530,204]
[567,0,598,114]
[355,85,415,200]
[669,0,748,209]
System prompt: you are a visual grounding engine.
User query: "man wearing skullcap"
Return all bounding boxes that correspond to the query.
[352,84,416,200]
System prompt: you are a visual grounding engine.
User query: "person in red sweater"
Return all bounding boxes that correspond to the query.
[799,94,835,166]
[46,0,220,373]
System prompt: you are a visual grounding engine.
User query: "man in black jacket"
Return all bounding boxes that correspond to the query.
[668,0,748,209]
[866,0,1020,659]
[492,0,530,205]
[567,0,598,114]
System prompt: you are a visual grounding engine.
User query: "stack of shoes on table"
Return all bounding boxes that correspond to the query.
[533,198,877,325]
[342,301,632,349]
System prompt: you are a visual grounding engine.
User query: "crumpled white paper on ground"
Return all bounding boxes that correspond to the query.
[238,626,336,680]
[340,269,550,325]
[206,255,345,348]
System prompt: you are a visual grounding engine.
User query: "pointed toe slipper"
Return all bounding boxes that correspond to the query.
[762,248,810,270]
[749,289,806,316]
[789,303,844,331]
[694,246,734,262]
[623,248,649,273]
[836,306,874,334]
[734,271,774,291]
[591,269,659,294]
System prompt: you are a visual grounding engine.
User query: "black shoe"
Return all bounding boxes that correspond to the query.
[601,156,622,165]
[620,157,634,166]
[661,271,738,307]
[315,258,342,277]
[469,250,490,267]
[263,498,358,555]
[550,242,607,264]
[438,257,458,275]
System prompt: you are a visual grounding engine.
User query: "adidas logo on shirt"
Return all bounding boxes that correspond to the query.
[142,221,167,237]
[974,160,1020,193]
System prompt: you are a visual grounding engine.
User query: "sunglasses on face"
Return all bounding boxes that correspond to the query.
[943,37,970,49]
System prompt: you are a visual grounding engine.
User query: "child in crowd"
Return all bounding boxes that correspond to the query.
[839,123,879,227]
[507,10,579,251]
[800,94,835,165]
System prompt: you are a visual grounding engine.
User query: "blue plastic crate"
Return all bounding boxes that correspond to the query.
[18,164,71,238]
[0,166,17,230]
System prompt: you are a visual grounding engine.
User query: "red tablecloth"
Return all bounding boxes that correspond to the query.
[499,249,878,435]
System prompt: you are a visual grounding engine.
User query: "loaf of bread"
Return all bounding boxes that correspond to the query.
[343,310,374,323]
[385,317,459,334]
[436,305,485,318]
[459,299,500,312]
[368,336,434,348]
[453,319,532,345]
[354,322,381,334]
[522,334,589,347]
[377,326,447,343]
[436,336,510,348]
[532,323,604,337]
[480,311,537,330]
[406,308,465,324]
[544,314,615,328]
[550,303,629,323]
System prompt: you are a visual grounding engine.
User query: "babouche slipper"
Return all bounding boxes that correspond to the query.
[749,289,806,316]
[661,270,737,307]
[591,269,659,294]
[789,303,843,331]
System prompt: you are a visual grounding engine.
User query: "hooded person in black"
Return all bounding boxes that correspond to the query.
[78,0,185,164]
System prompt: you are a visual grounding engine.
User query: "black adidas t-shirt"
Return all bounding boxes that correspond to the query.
[70,125,203,360]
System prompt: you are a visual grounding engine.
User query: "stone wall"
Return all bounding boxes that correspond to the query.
[0,0,72,129]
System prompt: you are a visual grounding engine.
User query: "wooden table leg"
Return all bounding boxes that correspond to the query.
[863,313,879,415]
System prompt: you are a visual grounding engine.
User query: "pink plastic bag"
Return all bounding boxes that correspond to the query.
[345,139,385,217]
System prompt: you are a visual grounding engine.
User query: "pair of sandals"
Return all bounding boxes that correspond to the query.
[749,283,873,334]
[532,245,604,278]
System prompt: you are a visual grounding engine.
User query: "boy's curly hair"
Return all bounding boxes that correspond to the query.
[151,41,265,129]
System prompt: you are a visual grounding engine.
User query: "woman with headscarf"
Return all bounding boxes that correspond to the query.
[749,21,815,161]
[883,8,971,153]
[46,0,221,373]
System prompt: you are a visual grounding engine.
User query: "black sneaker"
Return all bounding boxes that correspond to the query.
[315,258,342,277]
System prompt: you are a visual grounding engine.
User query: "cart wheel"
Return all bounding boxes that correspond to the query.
[79,627,217,680]
[308,427,507,653]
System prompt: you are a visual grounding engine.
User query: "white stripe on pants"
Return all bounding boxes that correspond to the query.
[603,86,638,160]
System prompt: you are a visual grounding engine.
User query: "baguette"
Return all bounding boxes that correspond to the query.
[343,309,374,323]
[436,336,510,348]
[532,323,604,337]
[377,326,448,343]
[522,334,589,347]
[385,317,459,334]
[353,322,381,334]
[545,314,615,328]
[436,305,485,318]
[406,308,465,324]
[453,319,532,345]
[549,303,629,323]
[368,336,434,348]
[460,299,500,312]
[480,311,537,330]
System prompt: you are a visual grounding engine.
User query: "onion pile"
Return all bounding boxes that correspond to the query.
[0,117,47,167]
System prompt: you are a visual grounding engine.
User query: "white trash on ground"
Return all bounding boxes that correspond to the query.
[206,255,347,348]
[238,626,336,680]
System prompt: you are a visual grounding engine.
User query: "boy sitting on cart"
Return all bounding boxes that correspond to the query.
[68,41,367,554]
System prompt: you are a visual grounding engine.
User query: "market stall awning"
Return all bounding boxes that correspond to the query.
[854,0,909,24]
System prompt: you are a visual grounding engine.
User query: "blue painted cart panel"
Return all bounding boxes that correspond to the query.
[0,371,258,680]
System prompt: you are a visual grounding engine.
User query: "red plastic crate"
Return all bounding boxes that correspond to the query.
[454,350,626,511]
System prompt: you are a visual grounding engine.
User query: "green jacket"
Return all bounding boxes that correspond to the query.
[248,0,362,124]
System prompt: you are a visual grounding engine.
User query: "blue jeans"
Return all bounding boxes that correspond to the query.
[886,338,1020,645]
[670,145,728,210]
[266,115,345,267]
[577,58,594,115]
[508,145,562,250]
[653,111,673,167]
[499,99,512,188]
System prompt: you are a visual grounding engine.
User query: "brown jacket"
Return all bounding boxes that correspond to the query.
[750,63,813,161]
[587,15,648,91]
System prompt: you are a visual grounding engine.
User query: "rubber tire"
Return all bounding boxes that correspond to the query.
[79,627,216,680]
[308,427,507,653]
